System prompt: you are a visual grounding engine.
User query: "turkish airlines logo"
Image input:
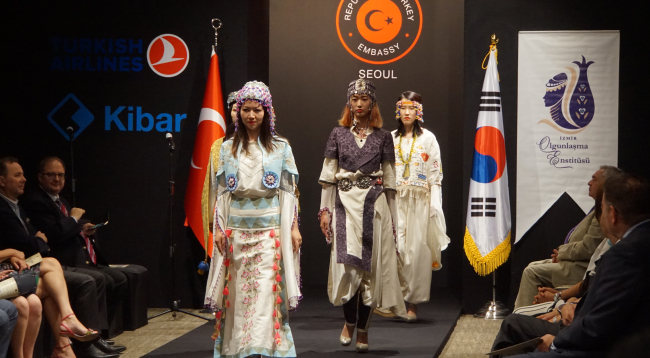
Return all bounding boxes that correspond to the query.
[147,34,189,77]
[337,0,422,64]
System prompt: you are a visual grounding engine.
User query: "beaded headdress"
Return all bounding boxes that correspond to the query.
[545,73,568,92]
[235,81,276,134]
[396,100,424,123]
[226,91,238,109]
[346,79,376,108]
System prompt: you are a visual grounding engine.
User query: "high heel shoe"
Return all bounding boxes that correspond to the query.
[355,342,369,353]
[405,304,417,322]
[60,313,99,342]
[405,313,417,322]
[339,322,355,346]
[355,328,369,353]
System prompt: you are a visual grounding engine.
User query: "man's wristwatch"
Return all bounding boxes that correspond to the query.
[553,292,562,302]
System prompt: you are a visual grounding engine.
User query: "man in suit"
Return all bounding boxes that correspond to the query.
[494,172,650,357]
[22,157,130,351]
[513,166,621,309]
[0,157,120,358]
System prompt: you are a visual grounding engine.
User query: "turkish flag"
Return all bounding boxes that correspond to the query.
[184,47,226,257]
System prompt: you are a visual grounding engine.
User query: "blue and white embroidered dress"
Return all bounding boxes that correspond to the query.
[205,137,301,358]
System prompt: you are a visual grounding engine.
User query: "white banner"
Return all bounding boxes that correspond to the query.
[516,31,619,243]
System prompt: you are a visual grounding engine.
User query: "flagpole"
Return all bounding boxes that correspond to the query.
[149,20,226,322]
[473,271,509,319]
[468,34,511,320]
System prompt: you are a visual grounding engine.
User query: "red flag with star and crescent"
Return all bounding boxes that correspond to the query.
[184,47,226,258]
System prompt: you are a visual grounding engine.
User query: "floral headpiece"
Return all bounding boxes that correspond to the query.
[235,81,276,134]
[396,100,424,123]
[226,91,238,109]
[347,79,376,108]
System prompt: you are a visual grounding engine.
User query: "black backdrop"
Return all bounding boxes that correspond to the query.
[1,1,268,308]
[2,0,648,312]
[268,0,464,292]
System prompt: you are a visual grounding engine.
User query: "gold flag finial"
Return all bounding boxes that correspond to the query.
[482,34,499,69]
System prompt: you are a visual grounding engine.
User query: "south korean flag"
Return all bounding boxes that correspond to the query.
[464,45,512,276]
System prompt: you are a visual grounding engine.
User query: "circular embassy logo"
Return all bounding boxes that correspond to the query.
[336,0,422,65]
[147,34,189,77]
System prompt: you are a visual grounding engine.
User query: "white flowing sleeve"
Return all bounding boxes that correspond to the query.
[427,136,443,218]
[382,160,397,191]
[204,150,232,310]
[318,158,338,244]
[279,181,302,309]
[382,160,399,249]
[277,143,302,309]
[425,134,450,252]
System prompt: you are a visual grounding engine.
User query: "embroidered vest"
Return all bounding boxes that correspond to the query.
[217,137,298,192]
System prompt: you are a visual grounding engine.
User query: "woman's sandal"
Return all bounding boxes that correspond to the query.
[50,339,72,358]
[60,313,99,341]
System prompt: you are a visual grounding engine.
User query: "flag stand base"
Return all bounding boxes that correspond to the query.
[473,300,509,319]
[473,272,510,319]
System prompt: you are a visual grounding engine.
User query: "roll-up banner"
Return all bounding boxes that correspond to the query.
[516,31,620,243]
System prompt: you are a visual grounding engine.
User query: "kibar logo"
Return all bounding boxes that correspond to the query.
[147,34,189,78]
[336,0,422,65]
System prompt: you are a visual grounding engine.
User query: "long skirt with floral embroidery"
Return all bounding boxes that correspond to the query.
[213,196,296,358]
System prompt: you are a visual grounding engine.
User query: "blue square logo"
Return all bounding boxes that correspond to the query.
[48,94,94,140]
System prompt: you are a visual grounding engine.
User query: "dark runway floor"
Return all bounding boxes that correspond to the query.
[144,286,461,358]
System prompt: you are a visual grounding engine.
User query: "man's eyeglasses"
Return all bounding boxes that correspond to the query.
[41,172,66,179]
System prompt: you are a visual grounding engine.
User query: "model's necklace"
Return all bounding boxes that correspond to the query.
[397,132,417,178]
[354,118,370,142]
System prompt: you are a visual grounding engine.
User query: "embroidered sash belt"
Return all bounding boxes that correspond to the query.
[337,176,382,192]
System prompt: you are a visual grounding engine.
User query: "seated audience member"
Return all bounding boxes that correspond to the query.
[513,166,621,309]
[0,299,18,358]
[0,157,120,358]
[492,189,609,351]
[493,172,650,357]
[514,189,611,317]
[23,157,139,351]
[1,249,99,358]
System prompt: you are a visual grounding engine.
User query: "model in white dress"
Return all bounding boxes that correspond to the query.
[205,81,302,358]
[392,92,450,321]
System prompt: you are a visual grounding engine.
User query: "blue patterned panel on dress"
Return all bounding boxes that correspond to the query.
[228,195,281,229]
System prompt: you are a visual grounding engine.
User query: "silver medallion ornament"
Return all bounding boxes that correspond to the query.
[346,79,376,107]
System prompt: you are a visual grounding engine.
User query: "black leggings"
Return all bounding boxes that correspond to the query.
[342,291,373,330]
